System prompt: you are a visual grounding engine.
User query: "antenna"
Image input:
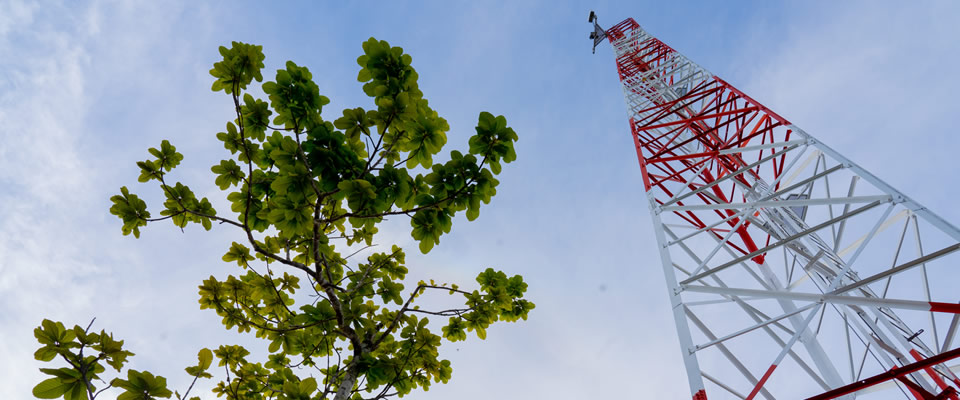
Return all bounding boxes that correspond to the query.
[587,11,607,54]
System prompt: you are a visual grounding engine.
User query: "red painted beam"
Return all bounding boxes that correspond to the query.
[806,347,960,400]
[745,364,777,400]
[931,302,960,314]
[911,349,960,400]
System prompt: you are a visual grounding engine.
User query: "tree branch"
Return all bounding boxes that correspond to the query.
[372,284,424,349]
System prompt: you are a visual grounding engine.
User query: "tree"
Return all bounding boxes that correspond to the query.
[33,38,533,400]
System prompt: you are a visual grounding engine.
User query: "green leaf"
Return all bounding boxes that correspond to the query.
[209,41,265,95]
[282,380,299,397]
[197,348,213,370]
[241,94,272,140]
[475,326,487,340]
[33,378,71,399]
[65,382,87,400]
[418,238,434,254]
[264,61,326,128]
[34,346,58,362]
[136,159,161,183]
[299,377,317,395]
[109,187,150,238]
[211,159,245,190]
[149,140,184,172]
[222,242,253,267]
[114,370,172,399]
[268,338,281,353]
[39,367,81,380]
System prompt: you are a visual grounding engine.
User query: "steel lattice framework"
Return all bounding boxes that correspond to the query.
[591,14,960,400]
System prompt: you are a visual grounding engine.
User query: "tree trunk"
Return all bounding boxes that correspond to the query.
[333,366,358,400]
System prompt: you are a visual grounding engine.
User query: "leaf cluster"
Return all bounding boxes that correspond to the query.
[89,37,533,400]
[32,319,216,400]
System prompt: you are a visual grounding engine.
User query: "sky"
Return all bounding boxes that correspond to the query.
[2,1,959,399]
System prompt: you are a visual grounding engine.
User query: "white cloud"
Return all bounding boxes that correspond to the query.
[0,1,226,398]
[734,1,960,223]
[0,2,104,397]
[5,2,959,399]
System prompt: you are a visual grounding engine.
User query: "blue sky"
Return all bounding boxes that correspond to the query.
[2,1,959,399]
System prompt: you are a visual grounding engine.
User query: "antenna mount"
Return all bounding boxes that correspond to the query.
[588,11,607,54]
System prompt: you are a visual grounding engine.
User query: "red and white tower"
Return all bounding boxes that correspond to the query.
[591,14,960,399]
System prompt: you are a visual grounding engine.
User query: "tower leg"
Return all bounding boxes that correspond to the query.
[647,191,707,399]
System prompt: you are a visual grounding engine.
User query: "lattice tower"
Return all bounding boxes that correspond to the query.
[590,14,960,400]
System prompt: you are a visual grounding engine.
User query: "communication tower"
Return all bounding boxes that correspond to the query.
[590,13,960,400]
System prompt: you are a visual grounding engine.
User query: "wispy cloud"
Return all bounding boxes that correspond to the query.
[4,2,959,399]
[734,1,960,222]
[1,1,106,396]
[0,1,226,398]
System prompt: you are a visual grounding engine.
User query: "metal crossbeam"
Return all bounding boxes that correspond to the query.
[661,195,889,212]
[681,285,960,314]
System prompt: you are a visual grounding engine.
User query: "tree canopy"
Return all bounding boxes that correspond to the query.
[33,37,532,400]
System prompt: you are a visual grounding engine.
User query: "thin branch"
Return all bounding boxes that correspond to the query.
[360,112,395,176]
[266,124,296,131]
[405,308,471,317]
[373,284,424,348]
[179,374,200,400]
[421,285,473,296]
[93,383,114,399]
[340,247,402,294]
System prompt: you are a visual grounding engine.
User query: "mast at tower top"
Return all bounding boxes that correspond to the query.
[588,11,606,54]
[591,13,960,400]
